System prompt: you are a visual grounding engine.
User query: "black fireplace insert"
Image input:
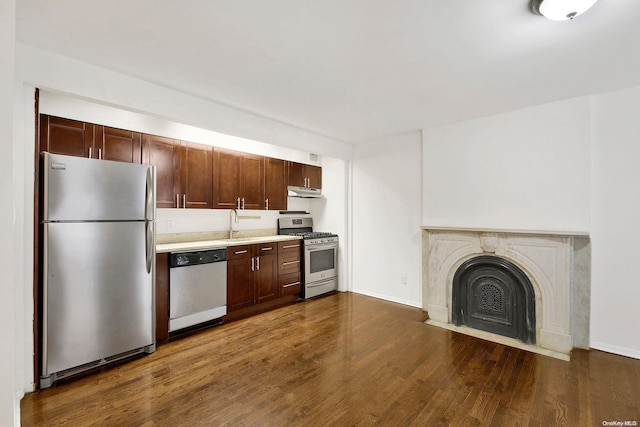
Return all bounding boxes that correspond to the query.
[452,255,536,344]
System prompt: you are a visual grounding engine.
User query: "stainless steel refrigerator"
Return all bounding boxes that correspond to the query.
[40,152,156,389]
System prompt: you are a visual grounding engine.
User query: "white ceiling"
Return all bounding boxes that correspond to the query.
[15,0,640,143]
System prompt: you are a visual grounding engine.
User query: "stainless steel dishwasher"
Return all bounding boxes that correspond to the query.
[169,248,227,332]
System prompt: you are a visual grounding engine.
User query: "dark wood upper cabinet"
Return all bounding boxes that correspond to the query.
[288,161,322,189]
[39,115,142,164]
[264,157,287,211]
[143,136,213,209]
[142,134,180,208]
[40,115,316,211]
[180,141,213,209]
[306,165,322,189]
[240,153,265,210]
[95,126,142,163]
[288,161,305,188]
[213,148,265,210]
[39,115,95,158]
[213,148,241,209]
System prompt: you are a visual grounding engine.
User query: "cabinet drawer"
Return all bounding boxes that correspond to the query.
[279,272,301,296]
[258,242,277,254]
[278,240,302,253]
[227,244,252,260]
[279,252,301,275]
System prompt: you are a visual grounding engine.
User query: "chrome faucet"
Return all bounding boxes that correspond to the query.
[229,208,239,239]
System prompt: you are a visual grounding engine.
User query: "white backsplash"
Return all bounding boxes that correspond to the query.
[156,197,312,235]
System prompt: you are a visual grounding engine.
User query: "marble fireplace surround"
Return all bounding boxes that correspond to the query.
[422,227,591,360]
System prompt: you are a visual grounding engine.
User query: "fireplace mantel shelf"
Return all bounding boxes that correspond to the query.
[421,225,589,238]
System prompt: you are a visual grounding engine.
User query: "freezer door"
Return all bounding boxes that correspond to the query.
[42,152,156,221]
[42,221,155,376]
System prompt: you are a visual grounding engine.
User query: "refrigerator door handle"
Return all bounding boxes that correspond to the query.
[146,221,154,274]
[145,166,155,220]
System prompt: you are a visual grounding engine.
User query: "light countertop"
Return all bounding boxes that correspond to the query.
[156,234,301,254]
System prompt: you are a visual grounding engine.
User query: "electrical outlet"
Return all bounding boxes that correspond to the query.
[166,220,174,232]
[401,274,407,285]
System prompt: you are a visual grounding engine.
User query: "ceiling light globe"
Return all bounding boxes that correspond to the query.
[534,0,600,21]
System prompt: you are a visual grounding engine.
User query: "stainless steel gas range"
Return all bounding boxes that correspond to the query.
[278,217,338,299]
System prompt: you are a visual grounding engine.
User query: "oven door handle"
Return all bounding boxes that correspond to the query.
[305,244,338,251]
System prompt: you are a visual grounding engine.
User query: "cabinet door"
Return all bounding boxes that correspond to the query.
[227,256,255,312]
[142,134,180,208]
[39,115,94,158]
[155,253,169,344]
[255,253,278,304]
[288,161,305,187]
[306,165,322,189]
[214,148,241,209]
[95,126,142,163]
[240,153,264,210]
[264,157,287,210]
[180,141,213,209]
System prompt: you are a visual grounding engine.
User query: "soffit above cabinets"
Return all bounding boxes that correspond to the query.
[16,1,640,142]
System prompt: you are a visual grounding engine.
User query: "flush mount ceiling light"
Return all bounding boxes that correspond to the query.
[531,0,600,21]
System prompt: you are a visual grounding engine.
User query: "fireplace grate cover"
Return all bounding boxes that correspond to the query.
[452,256,536,344]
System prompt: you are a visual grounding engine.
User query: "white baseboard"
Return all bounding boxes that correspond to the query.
[350,288,422,308]
[590,342,640,360]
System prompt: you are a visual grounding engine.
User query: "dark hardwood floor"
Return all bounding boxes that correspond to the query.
[21,292,640,426]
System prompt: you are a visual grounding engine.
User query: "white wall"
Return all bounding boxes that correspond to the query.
[422,97,592,232]
[19,43,352,160]
[39,91,327,166]
[351,132,422,307]
[1,0,18,425]
[591,86,640,358]
[310,156,350,292]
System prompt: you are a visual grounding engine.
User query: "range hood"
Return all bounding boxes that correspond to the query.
[287,185,322,198]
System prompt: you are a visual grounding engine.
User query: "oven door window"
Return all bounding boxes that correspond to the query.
[310,248,335,273]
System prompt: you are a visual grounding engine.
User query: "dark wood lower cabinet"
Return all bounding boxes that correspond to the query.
[255,245,278,304]
[277,240,302,296]
[279,272,302,296]
[155,253,169,344]
[227,247,255,312]
[226,243,279,312]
